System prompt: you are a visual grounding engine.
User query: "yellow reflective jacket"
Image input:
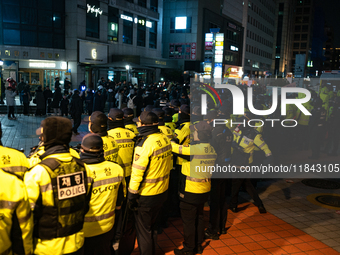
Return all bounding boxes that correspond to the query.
[158,125,174,139]
[129,132,172,196]
[107,127,136,177]
[0,145,29,179]
[174,122,190,165]
[102,135,119,163]
[165,122,176,131]
[172,113,179,123]
[24,153,92,255]
[28,145,80,168]
[0,169,33,255]
[125,123,139,136]
[83,160,125,237]
[232,128,272,164]
[171,141,217,203]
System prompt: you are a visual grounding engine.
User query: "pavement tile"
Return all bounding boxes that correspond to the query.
[252,249,272,255]
[228,230,246,238]
[229,244,249,253]
[236,236,254,244]
[241,228,259,235]
[213,246,234,255]
[276,230,294,238]
[261,232,281,240]
[209,240,225,249]
[280,245,302,253]
[222,238,241,246]
[249,233,268,242]
[286,236,305,244]
[266,247,289,254]
[253,226,271,233]
[257,240,277,249]
[318,248,340,255]
[243,242,263,251]
[294,242,316,251]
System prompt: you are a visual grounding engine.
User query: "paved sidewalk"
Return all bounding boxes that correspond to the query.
[1,114,340,254]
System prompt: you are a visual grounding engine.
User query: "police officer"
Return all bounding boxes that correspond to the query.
[80,134,125,255]
[327,97,340,156]
[123,108,139,135]
[108,108,136,183]
[171,121,217,255]
[0,122,29,179]
[0,168,33,255]
[309,97,327,159]
[230,113,272,213]
[86,111,119,163]
[152,108,174,139]
[128,111,172,255]
[154,91,169,108]
[205,107,233,240]
[167,99,181,123]
[163,107,177,131]
[24,117,92,254]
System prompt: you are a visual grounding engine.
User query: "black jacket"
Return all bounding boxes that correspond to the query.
[70,94,83,116]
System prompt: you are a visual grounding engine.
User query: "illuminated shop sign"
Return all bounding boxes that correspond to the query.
[120,14,152,28]
[87,4,103,17]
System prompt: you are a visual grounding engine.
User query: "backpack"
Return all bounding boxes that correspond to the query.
[127,95,136,109]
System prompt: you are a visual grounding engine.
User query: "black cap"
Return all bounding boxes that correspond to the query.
[133,111,159,125]
[163,107,173,116]
[167,99,180,108]
[190,121,213,133]
[108,108,124,121]
[123,108,134,118]
[180,104,190,115]
[81,134,103,153]
[144,105,154,112]
[36,116,72,146]
[152,108,165,119]
[203,110,218,121]
[84,111,107,128]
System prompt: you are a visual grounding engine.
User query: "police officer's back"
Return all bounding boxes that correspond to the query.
[80,134,125,255]
[24,117,92,254]
[86,111,119,163]
[153,108,174,139]
[128,111,172,255]
[123,108,139,135]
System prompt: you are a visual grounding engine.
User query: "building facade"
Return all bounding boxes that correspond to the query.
[0,0,175,91]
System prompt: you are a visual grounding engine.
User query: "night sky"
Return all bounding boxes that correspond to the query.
[315,0,340,47]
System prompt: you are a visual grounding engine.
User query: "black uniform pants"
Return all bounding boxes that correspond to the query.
[23,102,29,115]
[208,178,228,234]
[134,202,163,255]
[180,201,205,252]
[230,179,263,208]
[84,227,114,255]
[72,114,82,133]
[168,166,180,216]
[8,106,15,118]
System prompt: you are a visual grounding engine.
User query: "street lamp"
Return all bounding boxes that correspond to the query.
[125,65,130,82]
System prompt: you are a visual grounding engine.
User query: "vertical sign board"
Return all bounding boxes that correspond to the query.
[214,33,224,79]
[204,33,214,79]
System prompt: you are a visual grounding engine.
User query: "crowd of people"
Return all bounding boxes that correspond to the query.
[1,77,340,255]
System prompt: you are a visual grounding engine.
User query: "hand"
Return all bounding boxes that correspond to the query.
[127,198,139,211]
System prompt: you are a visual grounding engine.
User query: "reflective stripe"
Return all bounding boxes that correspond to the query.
[179,145,183,155]
[128,187,138,194]
[186,176,210,183]
[18,210,32,224]
[2,166,28,173]
[132,163,146,170]
[153,145,172,156]
[0,246,11,255]
[93,176,123,188]
[143,174,169,183]
[30,203,35,210]
[120,162,131,168]
[258,142,266,148]
[0,200,19,210]
[40,183,52,193]
[192,155,216,159]
[115,139,133,144]
[104,148,118,157]
[84,210,115,222]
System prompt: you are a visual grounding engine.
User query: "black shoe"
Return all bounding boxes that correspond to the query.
[194,245,203,254]
[204,229,219,240]
[231,207,238,213]
[258,205,267,214]
[174,248,194,255]
[220,228,227,235]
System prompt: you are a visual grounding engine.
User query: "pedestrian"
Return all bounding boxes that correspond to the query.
[60,94,69,117]
[64,77,71,94]
[85,88,94,115]
[22,84,31,115]
[35,86,46,116]
[17,78,26,105]
[93,89,103,112]
[171,121,217,255]
[24,116,93,255]
[80,134,125,255]
[51,86,62,115]
[43,86,53,114]
[107,87,115,110]
[69,89,83,135]
[127,111,173,255]
[5,86,17,120]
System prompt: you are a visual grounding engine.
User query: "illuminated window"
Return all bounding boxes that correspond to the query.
[170,17,192,33]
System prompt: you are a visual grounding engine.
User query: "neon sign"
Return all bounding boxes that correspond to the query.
[87,4,103,17]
